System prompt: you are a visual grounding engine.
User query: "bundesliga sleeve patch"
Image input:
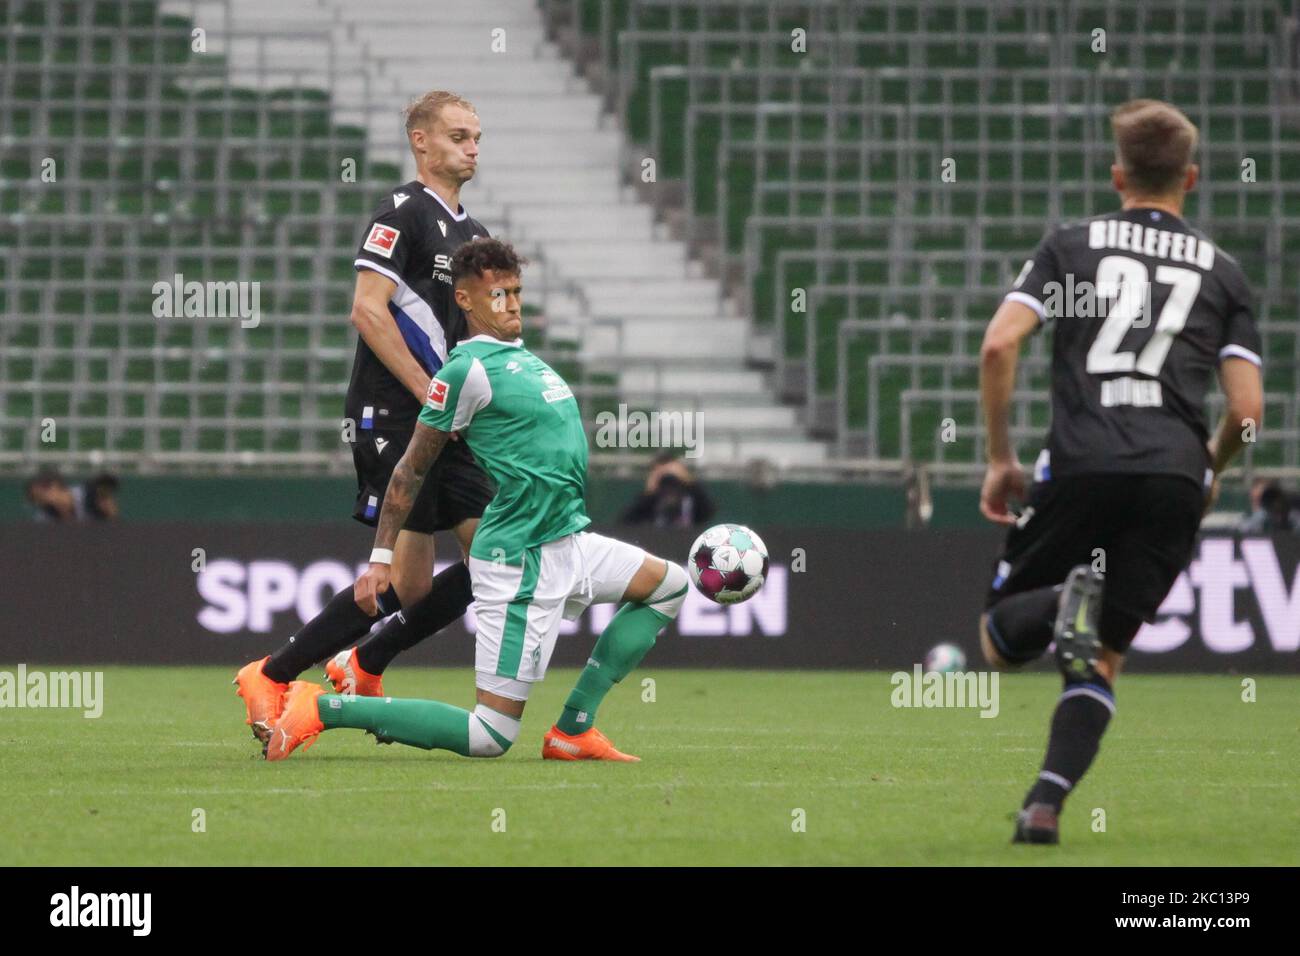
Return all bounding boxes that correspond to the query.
[363,224,400,258]
[426,378,448,411]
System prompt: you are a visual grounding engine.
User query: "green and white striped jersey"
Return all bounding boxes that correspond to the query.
[418,334,590,563]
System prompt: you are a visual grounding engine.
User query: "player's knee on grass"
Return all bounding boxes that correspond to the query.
[644,560,688,619]
[467,704,521,757]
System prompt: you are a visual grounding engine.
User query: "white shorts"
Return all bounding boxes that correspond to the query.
[470,531,647,700]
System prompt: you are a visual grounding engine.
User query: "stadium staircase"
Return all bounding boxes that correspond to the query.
[212,0,831,470]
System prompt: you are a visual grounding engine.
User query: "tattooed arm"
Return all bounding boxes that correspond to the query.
[354,422,451,615]
[373,423,451,551]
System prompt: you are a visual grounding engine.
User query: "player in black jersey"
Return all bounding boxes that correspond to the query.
[235,91,495,745]
[975,100,1264,844]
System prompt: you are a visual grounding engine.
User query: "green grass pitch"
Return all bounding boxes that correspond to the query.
[2,667,1297,865]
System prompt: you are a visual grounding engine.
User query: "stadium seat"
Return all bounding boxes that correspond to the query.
[6,0,1299,476]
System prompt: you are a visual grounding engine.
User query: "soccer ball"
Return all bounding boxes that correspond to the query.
[687,523,769,604]
[924,643,967,673]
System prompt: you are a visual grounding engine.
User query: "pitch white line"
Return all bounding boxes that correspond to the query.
[38,777,1293,799]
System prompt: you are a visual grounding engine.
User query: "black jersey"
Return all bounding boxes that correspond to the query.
[347,181,490,432]
[1005,207,1262,486]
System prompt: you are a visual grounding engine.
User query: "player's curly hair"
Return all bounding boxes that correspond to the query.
[451,238,528,285]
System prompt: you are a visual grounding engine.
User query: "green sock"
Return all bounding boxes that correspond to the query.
[557,601,670,735]
[318,694,472,755]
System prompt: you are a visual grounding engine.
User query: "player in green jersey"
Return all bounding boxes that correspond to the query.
[264,239,690,762]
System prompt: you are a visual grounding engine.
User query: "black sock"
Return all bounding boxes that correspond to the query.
[355,561,473,675]
[1023,676,1115,812]
[263,585,392,683]
[986,585,1061,664]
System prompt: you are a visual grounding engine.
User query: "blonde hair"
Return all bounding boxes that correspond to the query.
[403,90,477,138]
[1111,99,1198,196]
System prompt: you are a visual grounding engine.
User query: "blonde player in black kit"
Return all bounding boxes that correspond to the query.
[235,91,495,745]
[976,100,1265,844]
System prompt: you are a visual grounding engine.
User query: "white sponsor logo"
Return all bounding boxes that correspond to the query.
[49,886,151,936]
[1134,538,1300,653]
[198,559,370,633]
[196,561,787,639]
[375,437,389,454]
[437,220,448,238]
[273,727,292,757]
[393,192,409,207]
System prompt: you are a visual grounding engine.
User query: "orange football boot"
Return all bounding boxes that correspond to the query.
[542,725,640,762]
[324,648,384,697]
[233,656,288,744]
[264,681,326,762]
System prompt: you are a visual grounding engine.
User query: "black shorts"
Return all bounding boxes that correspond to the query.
[351,429,494,535]
[984,473,1205,652]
